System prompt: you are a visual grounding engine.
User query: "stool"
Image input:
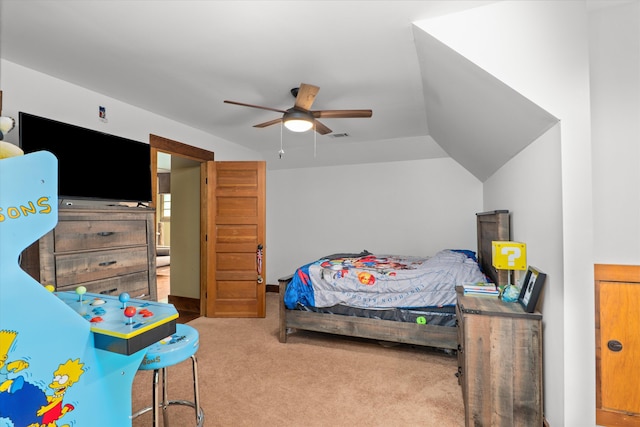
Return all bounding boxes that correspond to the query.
[133,323,204,426]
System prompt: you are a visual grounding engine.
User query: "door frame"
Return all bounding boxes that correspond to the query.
[149,134,214,315]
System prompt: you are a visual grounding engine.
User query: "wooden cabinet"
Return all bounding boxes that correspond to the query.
[21,206,157,300]
[595,264,640,427]
[456,288,543,426]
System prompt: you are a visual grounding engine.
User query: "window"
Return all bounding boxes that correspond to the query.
[160,193,171,221]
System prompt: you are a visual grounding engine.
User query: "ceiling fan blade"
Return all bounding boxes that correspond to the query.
[253,118,283,128]
[224,100,287,114]
[312,119,332,135]
[312,109,373,119]
[293,83,320,111]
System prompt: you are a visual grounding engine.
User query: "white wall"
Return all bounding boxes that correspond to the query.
[0,58,263,300]
[484,124,564,422]
[420,2,593,425]
[590,2,640,264]
[0,59,262,162]
[266,157,483,283]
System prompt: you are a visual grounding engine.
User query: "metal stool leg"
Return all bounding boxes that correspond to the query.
[152,368,160,427]
[131,369,160,424]
[162,355,204,426]
[191,355,203,426]
[162,367,169,427]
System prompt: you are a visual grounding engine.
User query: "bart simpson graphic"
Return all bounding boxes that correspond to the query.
[0,330,29,394]
[34,358,84,427]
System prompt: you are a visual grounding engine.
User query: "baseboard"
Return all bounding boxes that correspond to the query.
[266,283,279,293]
[168,294,200,314]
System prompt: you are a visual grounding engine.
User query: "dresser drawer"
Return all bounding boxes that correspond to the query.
[55,247,149,287]
[56,271,151,300]
[53,219,148,252]
[22,207,158,302]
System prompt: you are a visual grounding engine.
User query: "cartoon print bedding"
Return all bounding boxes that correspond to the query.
[284,249,488,310]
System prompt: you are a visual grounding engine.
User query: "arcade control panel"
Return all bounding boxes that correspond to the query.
[53,286,179,355]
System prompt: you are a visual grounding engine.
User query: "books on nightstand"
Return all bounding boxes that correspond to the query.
[461,282,500,297]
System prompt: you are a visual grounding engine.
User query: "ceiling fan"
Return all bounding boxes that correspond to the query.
[224,83,372,135]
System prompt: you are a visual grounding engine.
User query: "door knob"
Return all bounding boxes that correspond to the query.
[607,339,623,352]
[256,243,263,284]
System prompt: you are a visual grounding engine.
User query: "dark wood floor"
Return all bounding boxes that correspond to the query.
[156,265,171,302]
[157,265,200,323]
[176,311,200,323]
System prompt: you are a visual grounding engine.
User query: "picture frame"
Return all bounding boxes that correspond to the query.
[518,266,547,313]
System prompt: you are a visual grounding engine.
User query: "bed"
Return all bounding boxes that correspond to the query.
[278,210,510,350]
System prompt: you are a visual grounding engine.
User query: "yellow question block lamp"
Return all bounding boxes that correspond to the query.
[492,241,527,301]
[492,240,527,301]
[492,241,527,271]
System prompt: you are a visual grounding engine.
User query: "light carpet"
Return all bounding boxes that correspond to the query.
[132,293,464,426]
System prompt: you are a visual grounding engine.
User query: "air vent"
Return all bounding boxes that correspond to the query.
[329,133,349,138]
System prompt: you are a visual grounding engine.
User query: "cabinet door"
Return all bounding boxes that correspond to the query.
[600,280,640,414]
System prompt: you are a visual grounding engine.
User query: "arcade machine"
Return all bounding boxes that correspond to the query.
[0,149,178,427]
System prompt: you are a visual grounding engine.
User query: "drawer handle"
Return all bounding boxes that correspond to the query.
[97,231,115,237]
[100,288,118,295]
[98,260,117,267]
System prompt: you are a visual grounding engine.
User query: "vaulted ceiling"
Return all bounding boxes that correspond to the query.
[1,1,569,180]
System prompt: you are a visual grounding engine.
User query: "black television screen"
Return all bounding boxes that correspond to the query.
[19,112,152,203]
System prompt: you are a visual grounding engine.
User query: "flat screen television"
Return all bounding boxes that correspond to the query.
[19,112,152,203]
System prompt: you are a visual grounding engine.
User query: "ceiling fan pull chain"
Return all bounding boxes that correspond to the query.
[313,122,317,158]
[279,121,285,159]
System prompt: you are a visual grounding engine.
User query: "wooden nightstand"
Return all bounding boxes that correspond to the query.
[456,287,543,426]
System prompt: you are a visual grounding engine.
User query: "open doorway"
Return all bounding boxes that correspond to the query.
[155,154,200,305]
[156,152,171,303]
[150,135,214,319]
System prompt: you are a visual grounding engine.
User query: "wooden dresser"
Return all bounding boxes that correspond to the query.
[456,288,543,426]
[21,206,157,300]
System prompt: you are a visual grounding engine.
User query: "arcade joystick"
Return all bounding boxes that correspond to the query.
[119,292,130,309]
[76,286,87,303]
[124,306,137,325]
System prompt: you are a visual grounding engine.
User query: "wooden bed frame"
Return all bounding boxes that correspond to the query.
[278,210,510,350]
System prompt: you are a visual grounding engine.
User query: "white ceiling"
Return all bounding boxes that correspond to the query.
[1,0,569,179]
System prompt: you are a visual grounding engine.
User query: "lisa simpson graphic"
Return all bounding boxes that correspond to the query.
[31,359,85,427]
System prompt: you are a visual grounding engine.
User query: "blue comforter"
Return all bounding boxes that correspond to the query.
[284,249,488,309]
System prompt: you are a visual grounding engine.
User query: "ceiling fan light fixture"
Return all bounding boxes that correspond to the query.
[283,110,313,132]
[225,83,371,136]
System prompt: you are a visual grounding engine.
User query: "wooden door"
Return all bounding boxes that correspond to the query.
[595,265,640,426]
[601,282,640,412]
[206,161,266,317]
